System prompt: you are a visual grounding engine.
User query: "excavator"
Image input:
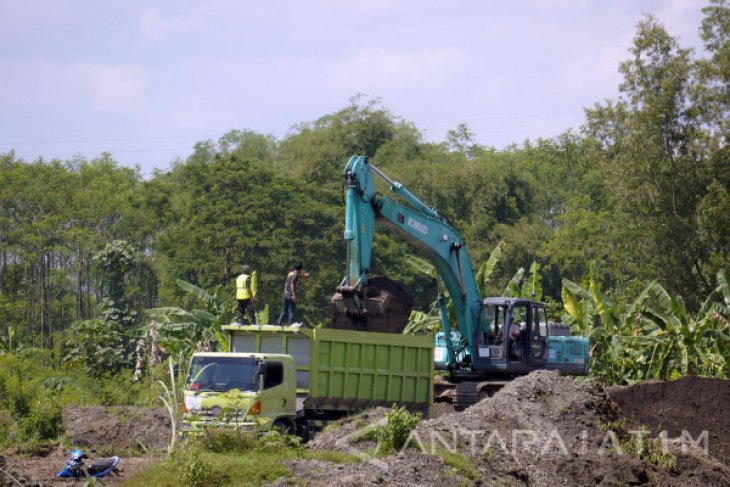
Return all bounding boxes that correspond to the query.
[331,156,589,409]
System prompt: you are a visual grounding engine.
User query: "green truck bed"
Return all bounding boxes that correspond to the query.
[224,324,433,414]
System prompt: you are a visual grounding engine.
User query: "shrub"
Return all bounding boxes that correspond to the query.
[376,405,422,454]
[197,427,257,453]
[181,447,220,487]
[20,397,62,440]
[0,410,17,447]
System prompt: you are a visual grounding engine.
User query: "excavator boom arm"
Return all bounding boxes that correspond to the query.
[337,156,482,366]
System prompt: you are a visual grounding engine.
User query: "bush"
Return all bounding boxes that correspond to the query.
[181,446,222,487]
[0,351,156,449]
[197,427,257,453]
[62,319,132,376]
[0,410,17,448]
[376,405,422,454]
[20,398,62,440]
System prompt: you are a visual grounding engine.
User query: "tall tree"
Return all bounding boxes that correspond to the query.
[584,15,722,307]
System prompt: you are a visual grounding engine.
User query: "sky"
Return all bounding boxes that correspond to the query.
[0,0,708,176]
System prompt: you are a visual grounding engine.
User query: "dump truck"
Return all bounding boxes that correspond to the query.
[182,324,433,438]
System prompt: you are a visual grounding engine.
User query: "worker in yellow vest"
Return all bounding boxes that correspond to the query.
[236,264,257,325]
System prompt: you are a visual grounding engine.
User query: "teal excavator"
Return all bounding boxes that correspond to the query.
[331,156,589,408]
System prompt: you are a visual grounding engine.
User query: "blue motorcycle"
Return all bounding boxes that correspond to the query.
[57,449,121,478]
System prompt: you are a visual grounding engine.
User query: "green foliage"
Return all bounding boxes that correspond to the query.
[0,154,156,348]
[147,280,234,355]
[181,444,222,487]
[153,144,342,325]
[126,448,294,487]
[19,397,62,441]
[436,448,480,482]
[157,355,188,452]
[602,419,677,471]
[563,270,730,384]
[403,310,441,335]
[62,319,131,375]
[475,242,502,296]
[0,350,154,448]
[94,240,137,303]
[129,420,360,487]
[500,261,544,300]
[582,7,730,308]
[375,405,422,454]
[197,427,258,453]
[2,4,730,383]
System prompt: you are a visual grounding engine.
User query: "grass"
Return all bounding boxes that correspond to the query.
[123,450,290,487]
[600,419,677,471]
[122,435,361,487]
[434,448,479,484]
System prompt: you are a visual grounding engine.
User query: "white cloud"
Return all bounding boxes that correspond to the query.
[0,61,148,113]
[0,0,69,26]
[532,0,589,13]
[84,64,149,111]
[138,6,200,42]
[332,48,467,90]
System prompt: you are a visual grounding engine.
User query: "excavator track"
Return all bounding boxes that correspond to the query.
[438,379,511,411]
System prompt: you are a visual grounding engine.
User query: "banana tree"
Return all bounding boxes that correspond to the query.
[403,310,441,335]
[639,273,730,380]
[144,280,236,356]
[561,270,657,384]
[562,270,730,384]
[403,243,503,335]
[501,260,544,301]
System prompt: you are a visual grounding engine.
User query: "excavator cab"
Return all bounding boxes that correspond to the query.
[473,298,548,373]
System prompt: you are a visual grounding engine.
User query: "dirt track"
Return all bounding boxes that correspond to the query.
[2,372,729,486]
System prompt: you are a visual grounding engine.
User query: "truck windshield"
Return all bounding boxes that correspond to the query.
[186,356,257,393]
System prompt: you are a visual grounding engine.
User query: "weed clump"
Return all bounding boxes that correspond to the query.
[375,405,422,454]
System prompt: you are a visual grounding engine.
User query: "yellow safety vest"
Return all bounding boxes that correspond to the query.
[236,272,257,300]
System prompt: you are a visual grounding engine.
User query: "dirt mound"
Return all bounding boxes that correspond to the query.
[277,452,473,487]
[298,371,730,487]
[608,376,730,464]
[63,406,170,454]
[307,407,390,451]
[422,371,729,486]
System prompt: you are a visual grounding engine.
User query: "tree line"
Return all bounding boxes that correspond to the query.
[0,2,728,371]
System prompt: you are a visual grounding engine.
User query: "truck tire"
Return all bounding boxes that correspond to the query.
[272,419,293,435]
[295,419,311,443]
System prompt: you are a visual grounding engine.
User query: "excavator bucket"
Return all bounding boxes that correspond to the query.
[331,275,415,333]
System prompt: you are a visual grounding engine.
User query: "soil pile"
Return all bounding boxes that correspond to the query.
[302,371,730,486]
[63,405,170,453]
[609,376,730,465]
[307,407,391,451]
[280,451,475,487]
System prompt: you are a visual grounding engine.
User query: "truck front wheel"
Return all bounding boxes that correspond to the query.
[294,419,312,442]
[272,419,293,435]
